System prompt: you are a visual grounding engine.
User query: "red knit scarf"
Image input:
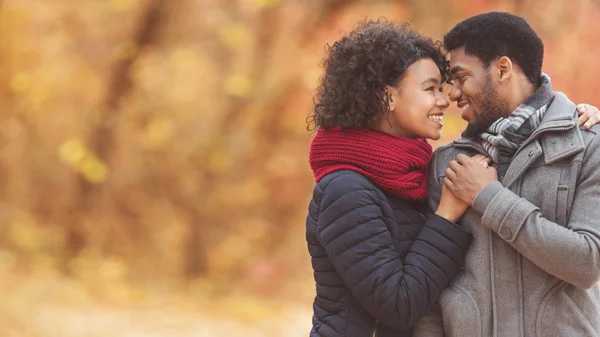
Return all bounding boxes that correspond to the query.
[309,127,432,200]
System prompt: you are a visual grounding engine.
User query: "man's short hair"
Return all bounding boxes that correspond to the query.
[444,12,543,86]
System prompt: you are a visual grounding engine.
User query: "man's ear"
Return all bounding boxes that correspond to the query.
[496,56,513,82]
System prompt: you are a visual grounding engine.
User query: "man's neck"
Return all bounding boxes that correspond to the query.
[503,80,537,117]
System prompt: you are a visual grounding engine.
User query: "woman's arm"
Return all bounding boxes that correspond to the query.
[316,173,471,330]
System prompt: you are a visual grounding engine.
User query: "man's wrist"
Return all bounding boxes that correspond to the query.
[472,181,504,214]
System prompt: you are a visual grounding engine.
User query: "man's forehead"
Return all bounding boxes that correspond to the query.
[449,48,482,70]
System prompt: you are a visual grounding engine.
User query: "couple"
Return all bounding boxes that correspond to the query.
[306,12,600,337]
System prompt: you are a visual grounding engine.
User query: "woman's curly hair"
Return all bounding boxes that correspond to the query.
[308,19,450,131]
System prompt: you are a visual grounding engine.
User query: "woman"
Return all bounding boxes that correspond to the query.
[305,20,600,337]
[306,20,470,337]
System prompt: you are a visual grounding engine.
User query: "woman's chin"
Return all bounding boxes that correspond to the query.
[426,131,442,141]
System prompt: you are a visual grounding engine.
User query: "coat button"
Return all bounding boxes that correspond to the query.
[528,151,534,157]
[501,228,512,239]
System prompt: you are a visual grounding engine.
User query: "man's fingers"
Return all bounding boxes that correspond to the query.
[456,153,472,165]
[448,160,462,172]
[445,167,457,181]
[443,177,455,190]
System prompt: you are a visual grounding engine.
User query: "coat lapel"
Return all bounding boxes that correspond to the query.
[502,140,542,189]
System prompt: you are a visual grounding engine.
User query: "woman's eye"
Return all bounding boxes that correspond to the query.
[425,86,436,91]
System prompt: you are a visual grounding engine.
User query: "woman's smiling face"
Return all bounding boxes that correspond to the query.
[374,58,450,141]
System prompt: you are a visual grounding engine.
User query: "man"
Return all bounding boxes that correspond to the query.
[415,12,600,337]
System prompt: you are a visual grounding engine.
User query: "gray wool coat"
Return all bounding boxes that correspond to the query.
[414,92,600,337]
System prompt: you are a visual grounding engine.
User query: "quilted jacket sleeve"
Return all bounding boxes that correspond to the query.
[316,173,472,330]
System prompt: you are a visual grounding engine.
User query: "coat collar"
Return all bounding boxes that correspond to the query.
[451,92,584,164]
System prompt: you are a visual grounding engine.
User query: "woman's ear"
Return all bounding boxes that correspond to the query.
[384,86,395,111]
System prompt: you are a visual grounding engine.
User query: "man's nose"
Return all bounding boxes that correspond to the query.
[449,85,461,102]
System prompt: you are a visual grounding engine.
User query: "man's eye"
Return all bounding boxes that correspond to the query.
[425,86,436,91]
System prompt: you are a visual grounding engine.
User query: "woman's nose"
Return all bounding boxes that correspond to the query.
[437,94,450,108]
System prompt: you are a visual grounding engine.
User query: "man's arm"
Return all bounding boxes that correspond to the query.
[472,134,600,289]
[413,303,445,337]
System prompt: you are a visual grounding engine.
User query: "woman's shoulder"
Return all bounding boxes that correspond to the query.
[313,170,381,203]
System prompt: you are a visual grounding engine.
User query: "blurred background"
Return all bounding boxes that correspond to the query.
[0,0,599,336]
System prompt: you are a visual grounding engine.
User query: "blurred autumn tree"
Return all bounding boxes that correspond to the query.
[0,0,598,298]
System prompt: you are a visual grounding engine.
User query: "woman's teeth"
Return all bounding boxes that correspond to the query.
[461,104,470,112]
[428,115,443,122]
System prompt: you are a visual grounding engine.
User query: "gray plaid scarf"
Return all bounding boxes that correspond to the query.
[479,74,554,171]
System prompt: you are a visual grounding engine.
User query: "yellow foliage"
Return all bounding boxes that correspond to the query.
[207,150,231,173]
[303,68,322,89]
[142,117,174,149]
[218,23,251,49]
[58,139,110,183]
[7,222,41,253]
[58,139,88,166]
[69,249,103,281]
[100,258,127,281]
[237,180,268,204]
[116,41,138,60]
[220,236,253,260]
[63,281,92,306]
[169,49,197,71]
[250,0,280,7]
[223,74,254,97]
[27,84,51,110]
[220,295,278,322]
[207,236,255,276]
[79,155,110,184]
[103,282,136,304]
[33,255,57,272]
[109,0,135,12]
[9,73,30,93]
[0,250,17,274]
[238,218,269,241]
[441,115,462,135]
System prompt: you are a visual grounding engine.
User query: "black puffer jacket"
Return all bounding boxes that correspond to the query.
[306,170,472,337]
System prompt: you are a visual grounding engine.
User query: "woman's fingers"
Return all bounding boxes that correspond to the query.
[471,154,491,168]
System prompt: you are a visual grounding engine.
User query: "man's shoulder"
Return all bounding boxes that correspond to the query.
[433,142,459,156]
[580,124,600,137]
[579,124,600,151]
[432,142,469,168]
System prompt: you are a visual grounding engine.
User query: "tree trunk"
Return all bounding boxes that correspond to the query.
[64,0,171,269]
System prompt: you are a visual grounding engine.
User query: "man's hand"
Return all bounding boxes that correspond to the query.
[444,153,499,205]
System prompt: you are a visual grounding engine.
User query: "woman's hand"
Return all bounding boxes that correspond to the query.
[471,154,492,168]
[435,153,493,222]
[436,184,469,223]
[577,104,600,130]
[444,154,499,206]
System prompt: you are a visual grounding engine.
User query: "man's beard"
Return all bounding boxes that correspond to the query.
[463,77,508,138]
